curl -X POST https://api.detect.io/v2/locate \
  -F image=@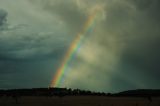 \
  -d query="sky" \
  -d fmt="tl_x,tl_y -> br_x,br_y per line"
0,0 -> 160,93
